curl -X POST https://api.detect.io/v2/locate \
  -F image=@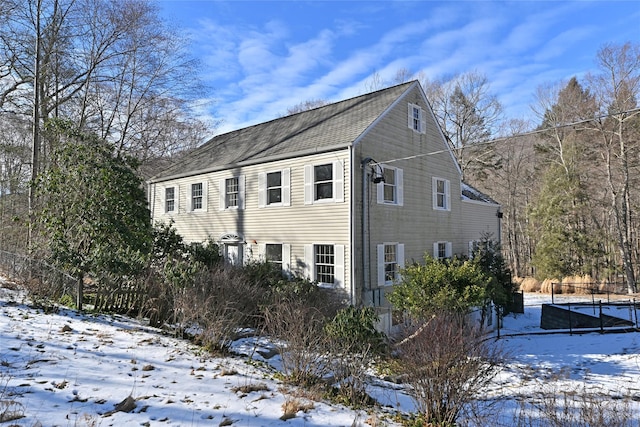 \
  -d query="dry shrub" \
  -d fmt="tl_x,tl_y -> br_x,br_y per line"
174,267 -> 264,353
513,385 -> 635,427
280,397 -> 315,421
263,295 -> 332,386
519,277 -> 541,293
394,312 -> 505,426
